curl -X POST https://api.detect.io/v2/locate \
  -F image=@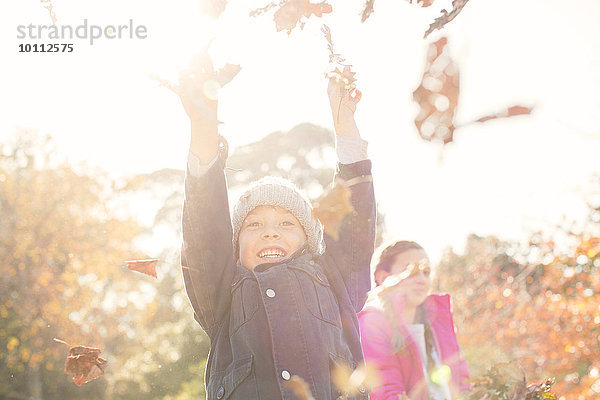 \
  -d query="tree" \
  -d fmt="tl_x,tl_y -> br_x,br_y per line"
434,195 -> 600,399
0,131 -> 141,399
